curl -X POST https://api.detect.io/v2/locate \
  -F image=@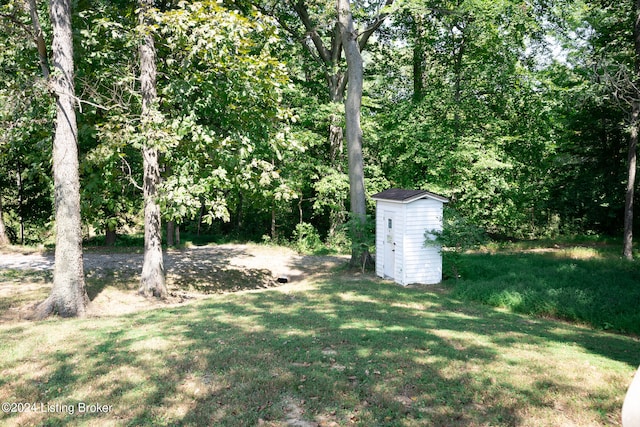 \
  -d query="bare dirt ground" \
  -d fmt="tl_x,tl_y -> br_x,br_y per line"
0,244 -> 349,321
